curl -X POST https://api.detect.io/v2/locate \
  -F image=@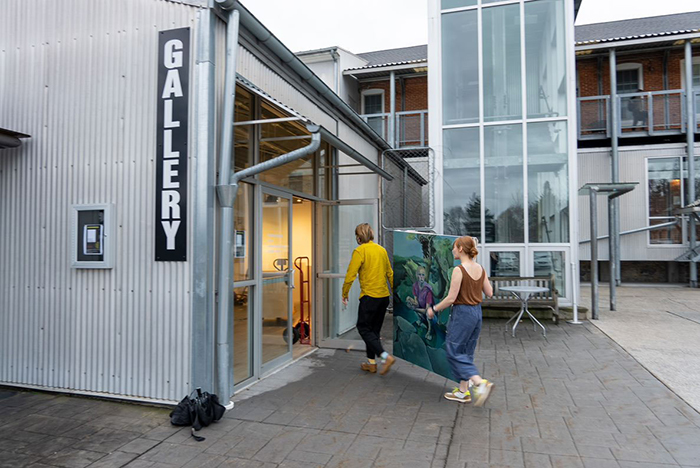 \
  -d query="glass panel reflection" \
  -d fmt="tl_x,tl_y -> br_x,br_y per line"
483,4 -> 522,122
234,183 -> 253,281
259,101 -> 315,195
484,125 -> 524,243
442,10 -> 479,125
233,286 -> 252,384
443,128 -> 481,237
525,0 -> 567,118
528,122 -> 569,243
234,86 -> 254,171
441,0 -> 476,9
262,193 -> 290,365
648,158 -> 681,217
533,251 -> 566,297
490,251 -> 520,277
